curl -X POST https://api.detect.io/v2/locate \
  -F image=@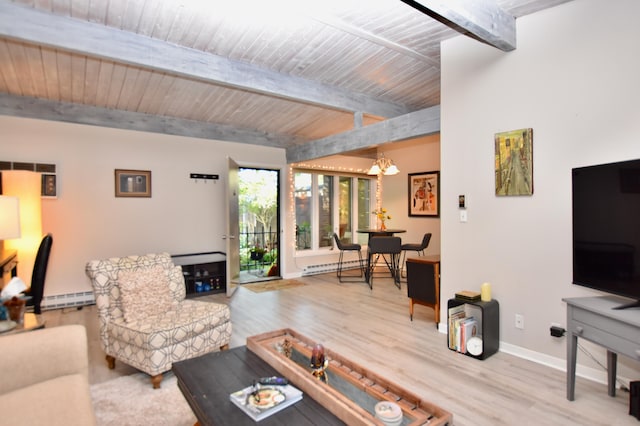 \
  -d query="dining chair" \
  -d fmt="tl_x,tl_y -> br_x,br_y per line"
25,233 -> 53,315
366,236 -> 402,289
400,232 -> 432,278
333,233 -> 364,282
